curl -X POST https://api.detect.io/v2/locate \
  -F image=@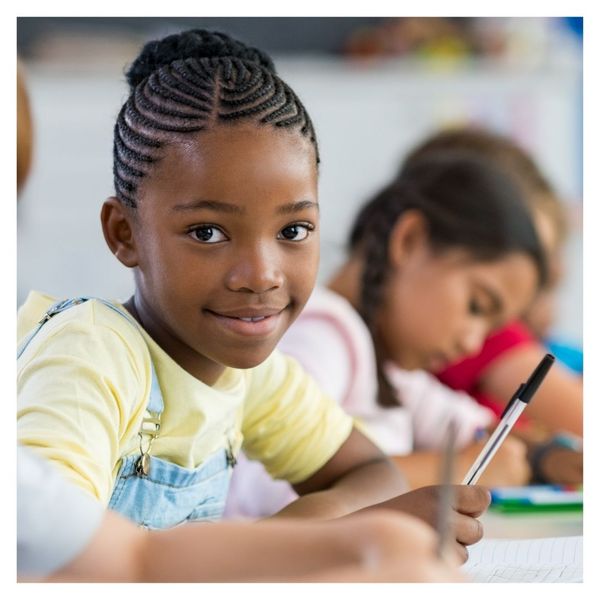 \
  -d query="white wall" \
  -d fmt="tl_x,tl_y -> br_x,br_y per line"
17,56 -> 583,342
